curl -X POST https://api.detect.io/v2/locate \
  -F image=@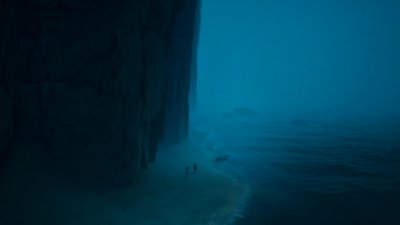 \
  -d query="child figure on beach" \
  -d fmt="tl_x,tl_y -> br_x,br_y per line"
185,166 -> 190,176
193,163 -> 197,174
